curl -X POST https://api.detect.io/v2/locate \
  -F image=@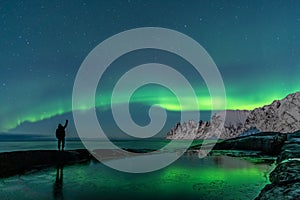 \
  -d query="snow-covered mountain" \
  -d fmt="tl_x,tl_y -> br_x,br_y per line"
166,91 -> 300,139
244,92 -> 300,133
